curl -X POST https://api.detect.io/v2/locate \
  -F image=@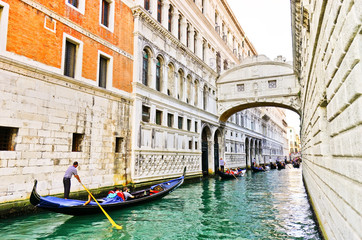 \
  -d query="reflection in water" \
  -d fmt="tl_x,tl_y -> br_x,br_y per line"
0,168 -> 321,239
